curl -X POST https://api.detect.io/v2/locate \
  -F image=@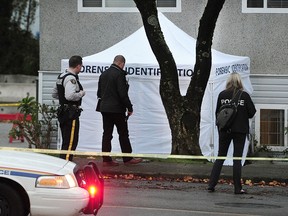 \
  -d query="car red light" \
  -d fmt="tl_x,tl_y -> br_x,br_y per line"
88,185 -> 98,197
76,162 -> 104,215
